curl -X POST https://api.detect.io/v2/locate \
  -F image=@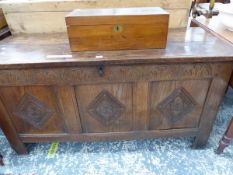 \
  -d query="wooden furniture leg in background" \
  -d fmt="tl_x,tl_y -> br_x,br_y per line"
216,117 -> 233,154
230,73 -> 233,88
0,154 -> 3,166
